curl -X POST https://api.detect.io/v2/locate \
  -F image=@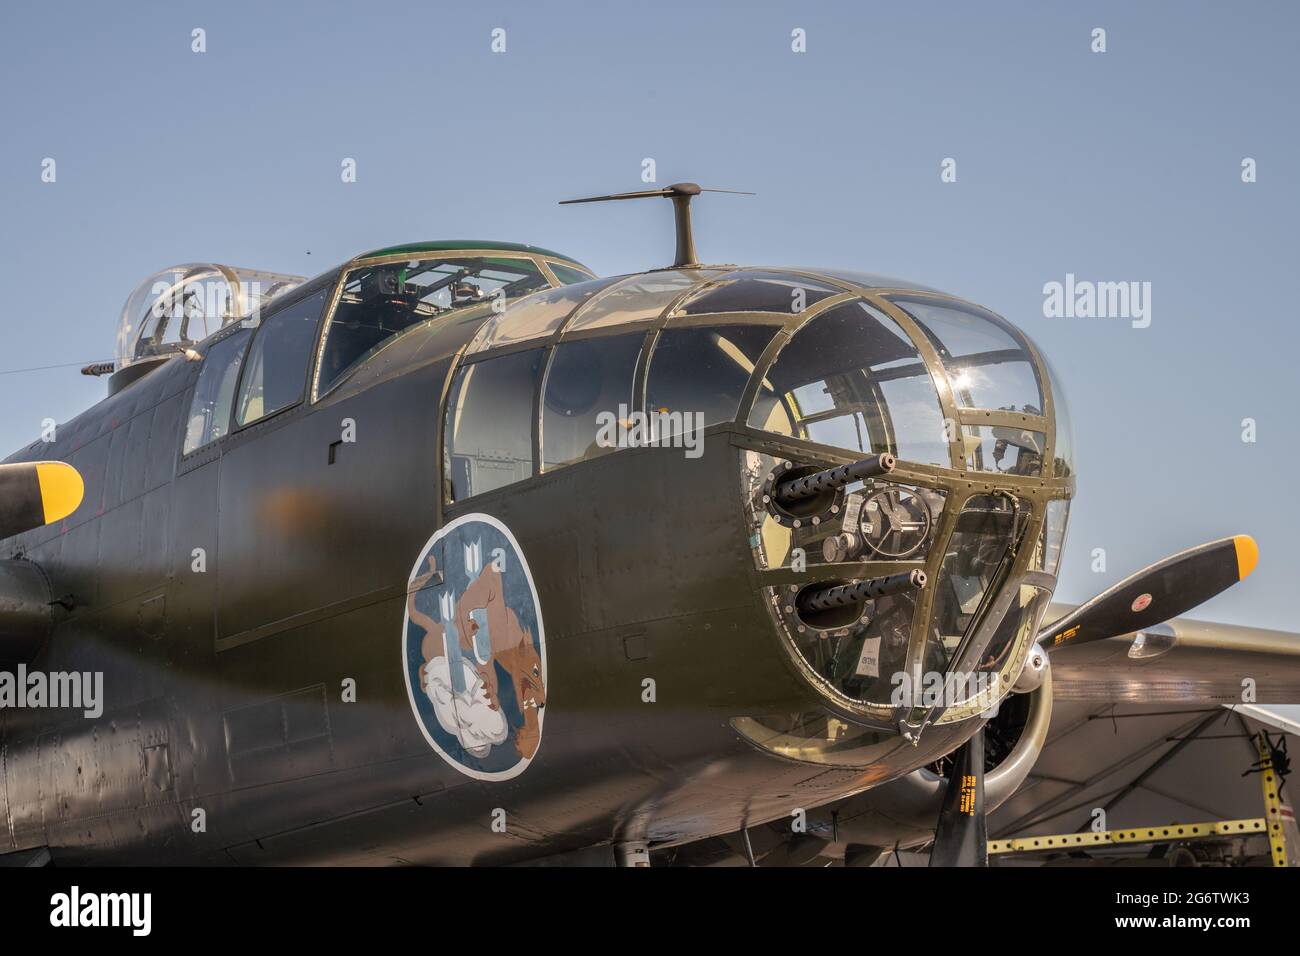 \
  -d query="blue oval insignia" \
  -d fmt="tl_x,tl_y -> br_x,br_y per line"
402,513 -> 547,780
